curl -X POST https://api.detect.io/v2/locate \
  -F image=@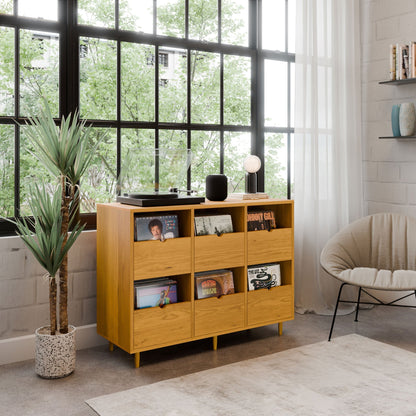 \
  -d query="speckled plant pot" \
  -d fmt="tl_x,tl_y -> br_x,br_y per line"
399,102 -> 416,136
35,325 -> 76,379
